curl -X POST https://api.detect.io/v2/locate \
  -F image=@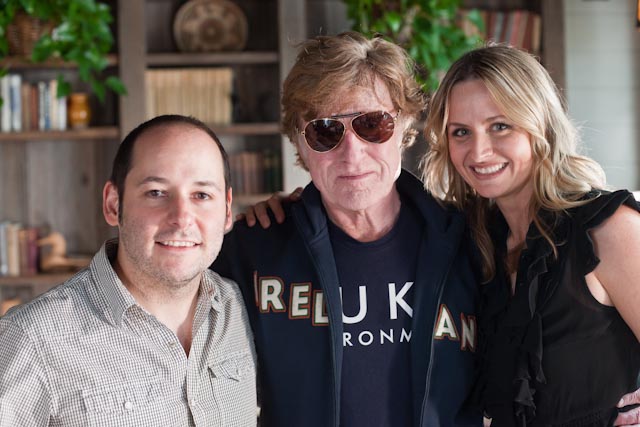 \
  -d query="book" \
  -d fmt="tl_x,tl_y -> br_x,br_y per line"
21,81 -> 31,131
145,68 -> 233,124
502,11 -> 515,45
0,75 -> 11,132
0,222 -> 8,276
49,79 -> 59,131
58,93 -> 68,130
507,11 -> 523,47
9,74 -> 22,132
530,13 -> 542,54
15,227 -> 38,276
29,84 -> 38,131
5,223 -> 20,277
37,81 -> 47,131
